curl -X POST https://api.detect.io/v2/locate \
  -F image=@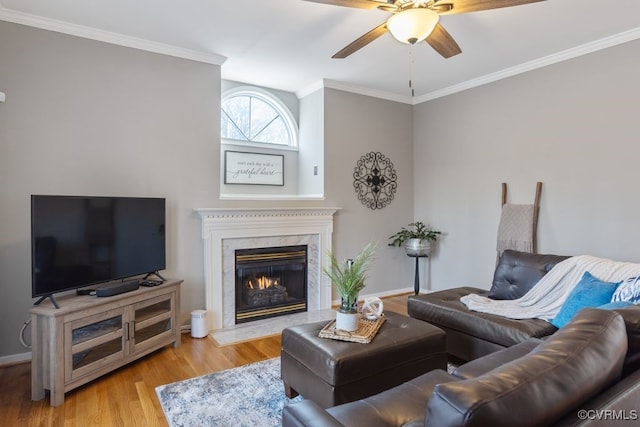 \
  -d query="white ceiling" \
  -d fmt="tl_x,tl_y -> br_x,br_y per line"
1,0 -> 640,103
